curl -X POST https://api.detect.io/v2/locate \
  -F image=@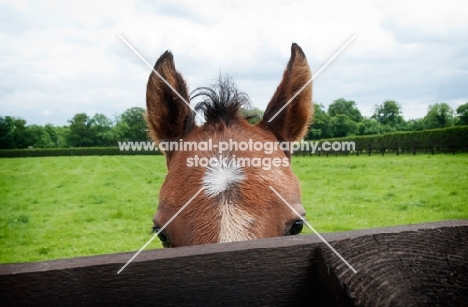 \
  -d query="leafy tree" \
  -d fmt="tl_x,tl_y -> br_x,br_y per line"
328,98 -> 363,122
423,103 -> 454,129
0,116 -> 32,148
28,125 -> 55,148
113,120 -> 130,142
14,118 -> 33,148
118,107 -> 147,141
44,124 -> 69,147
405,118 -> 425,131
307,103 -> 333,139
373,100 -> 404,127
68,113 -> 94,147
90,113 -> 115,146
357,118 -> 381,135
240,107 -> 264,124
455,102 -> 468,126
0,116 -> 14,148
58,126 -> 70,147
330,114 -> 357,137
